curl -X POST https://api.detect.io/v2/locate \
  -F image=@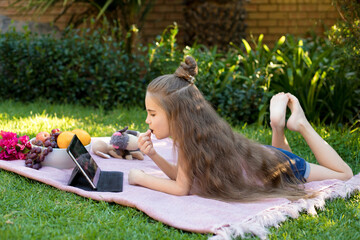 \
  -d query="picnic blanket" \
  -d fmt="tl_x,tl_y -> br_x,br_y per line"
0,137 -> 359,240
